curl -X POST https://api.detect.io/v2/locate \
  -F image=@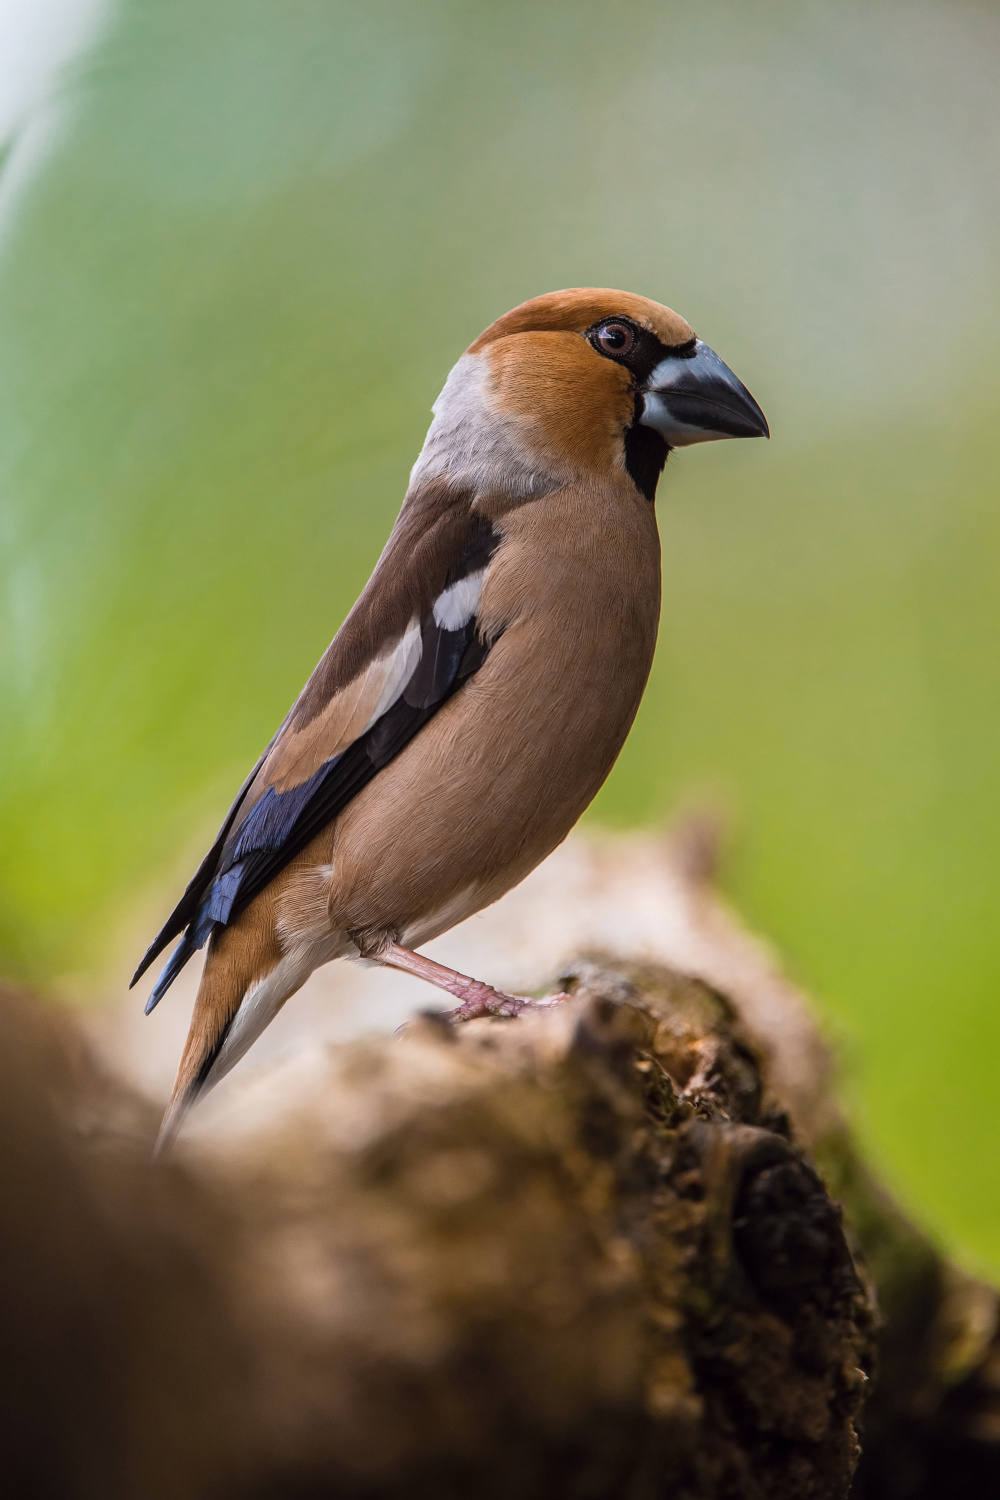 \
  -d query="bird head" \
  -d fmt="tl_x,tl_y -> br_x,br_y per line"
411,288 -> 768,505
